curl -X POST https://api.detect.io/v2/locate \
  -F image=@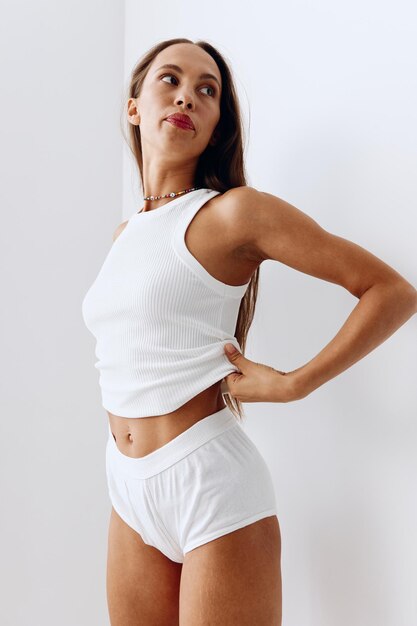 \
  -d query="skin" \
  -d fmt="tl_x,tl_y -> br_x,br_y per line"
107,42 -> 417,625
218,186 -> 417,404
